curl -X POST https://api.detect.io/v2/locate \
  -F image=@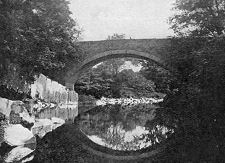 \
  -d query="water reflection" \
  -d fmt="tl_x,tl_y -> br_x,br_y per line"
78,102 -> 171,151
75,57 -> 173,151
